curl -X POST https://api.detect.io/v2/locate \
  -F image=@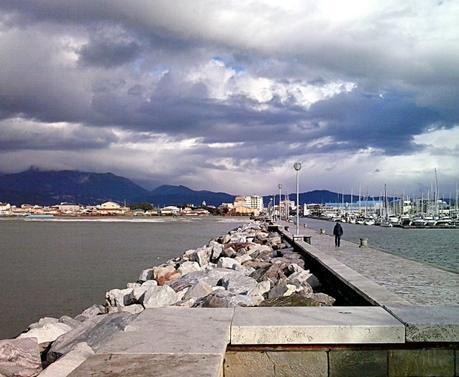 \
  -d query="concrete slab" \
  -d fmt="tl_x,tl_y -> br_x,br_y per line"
385,305 -> 459,342
98,307 -> 233,355
231,307 -> 405,345
68,354 -> 223,377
